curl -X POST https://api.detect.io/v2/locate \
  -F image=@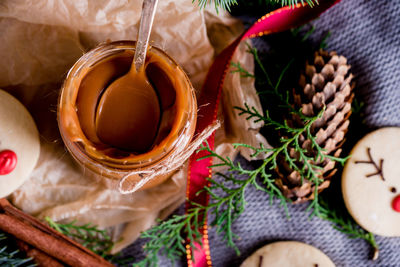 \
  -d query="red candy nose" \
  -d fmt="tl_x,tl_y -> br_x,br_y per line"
392,195 -> 400,212
0,150 -> 17,175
